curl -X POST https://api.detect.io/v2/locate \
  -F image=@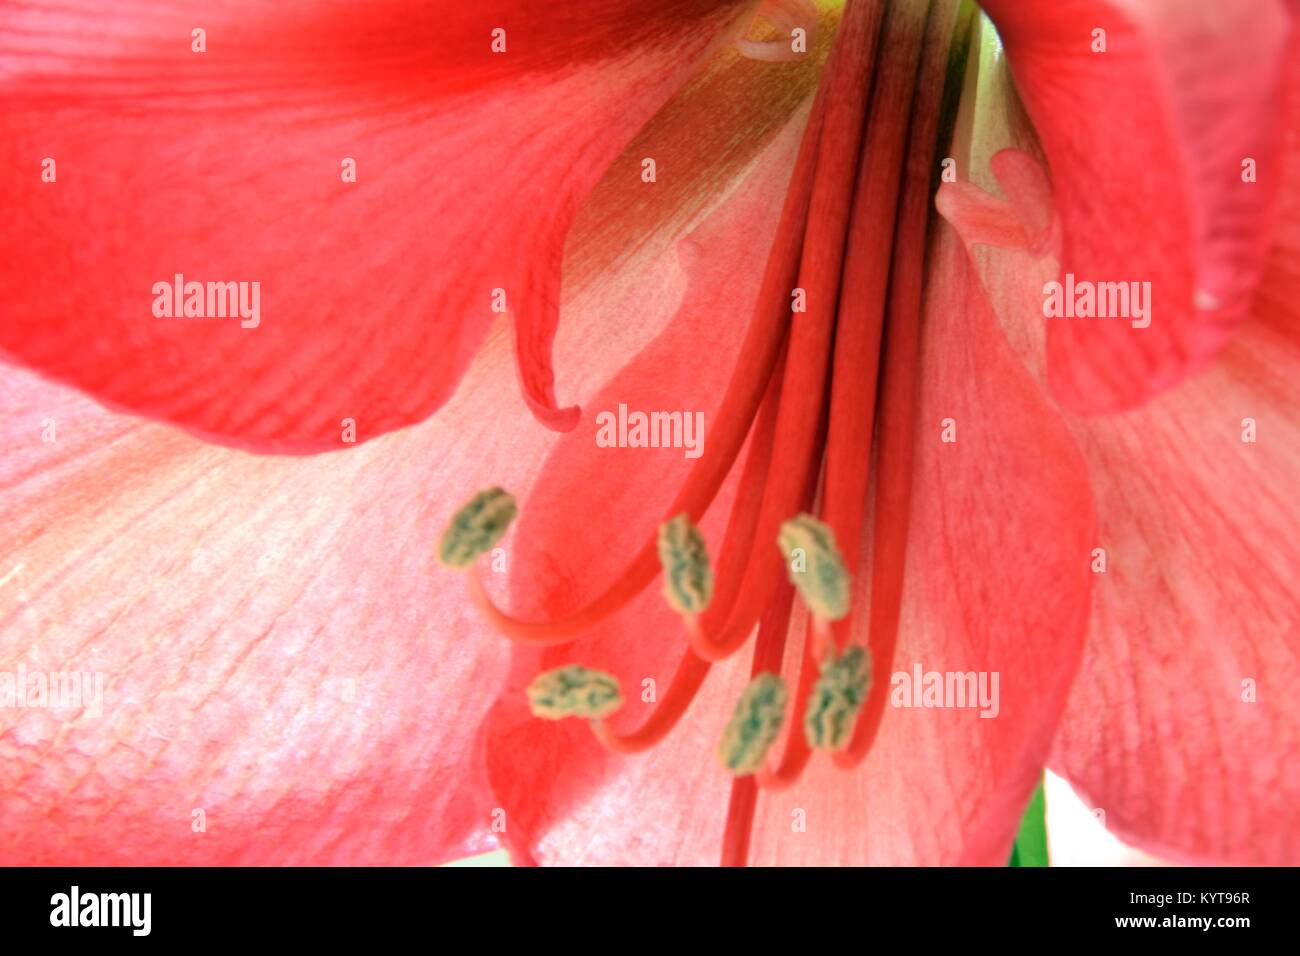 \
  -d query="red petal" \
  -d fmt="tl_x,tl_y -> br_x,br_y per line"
1047,133 -> 1300,864
947,41 -> 1300,864
980,0 -> 1294,413
0,351 -> 543,863
0,0 -> 747,451
0,15 -> 830,864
